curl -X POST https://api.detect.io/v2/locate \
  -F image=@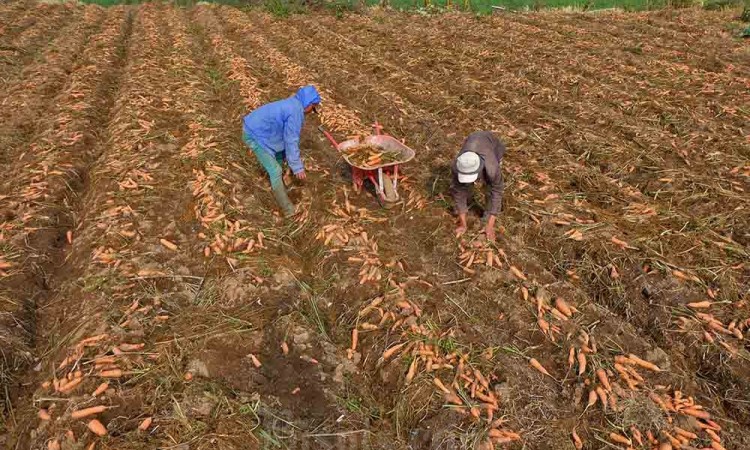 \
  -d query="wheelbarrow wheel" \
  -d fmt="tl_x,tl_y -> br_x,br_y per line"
382,174 -> 399,203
